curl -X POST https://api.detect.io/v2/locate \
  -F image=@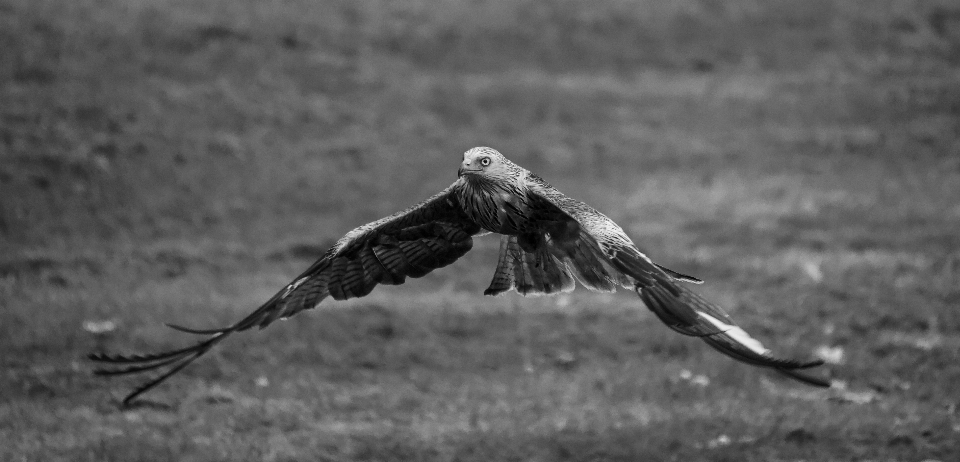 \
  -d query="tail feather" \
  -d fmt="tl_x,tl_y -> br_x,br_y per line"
484,235 -> 577,296
517,242 -> 574,295
484,235 -> 518,296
